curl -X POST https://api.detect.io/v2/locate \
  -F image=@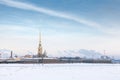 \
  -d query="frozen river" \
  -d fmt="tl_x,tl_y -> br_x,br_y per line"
0,63 -> 120,80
